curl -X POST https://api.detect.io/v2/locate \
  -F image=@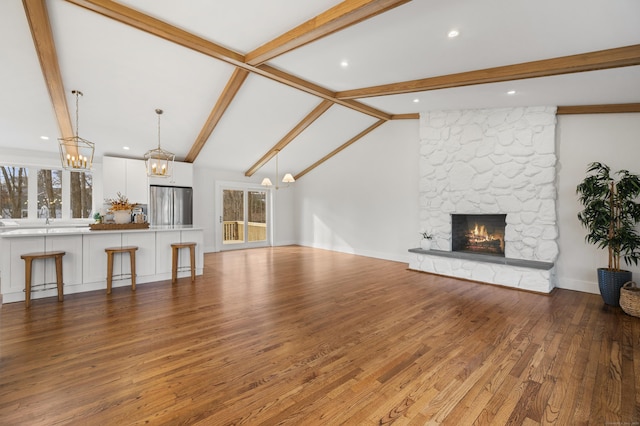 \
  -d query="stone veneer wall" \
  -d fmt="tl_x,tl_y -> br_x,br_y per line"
410,106 -> 559,293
